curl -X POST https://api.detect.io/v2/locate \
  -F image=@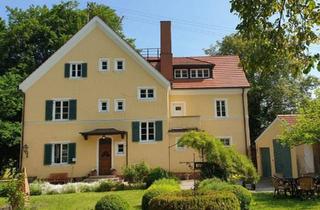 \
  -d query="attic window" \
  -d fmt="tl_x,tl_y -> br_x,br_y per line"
190,69 -> 210,79
174,69 -> 188,79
